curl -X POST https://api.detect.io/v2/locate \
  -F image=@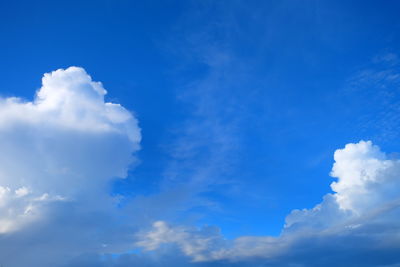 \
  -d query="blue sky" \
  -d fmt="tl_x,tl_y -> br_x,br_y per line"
1,1 -> 400,266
